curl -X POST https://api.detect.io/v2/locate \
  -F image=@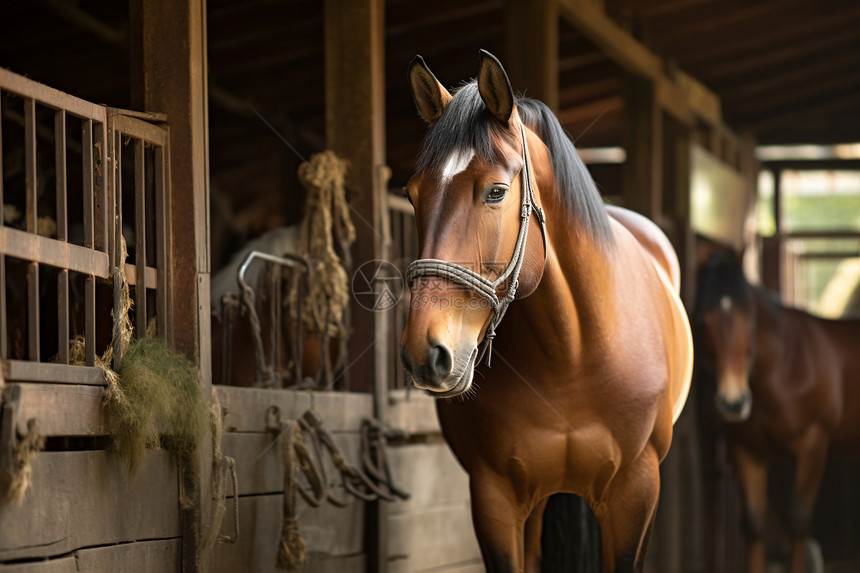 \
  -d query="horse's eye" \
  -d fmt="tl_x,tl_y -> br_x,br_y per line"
485,186 -> 508,204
